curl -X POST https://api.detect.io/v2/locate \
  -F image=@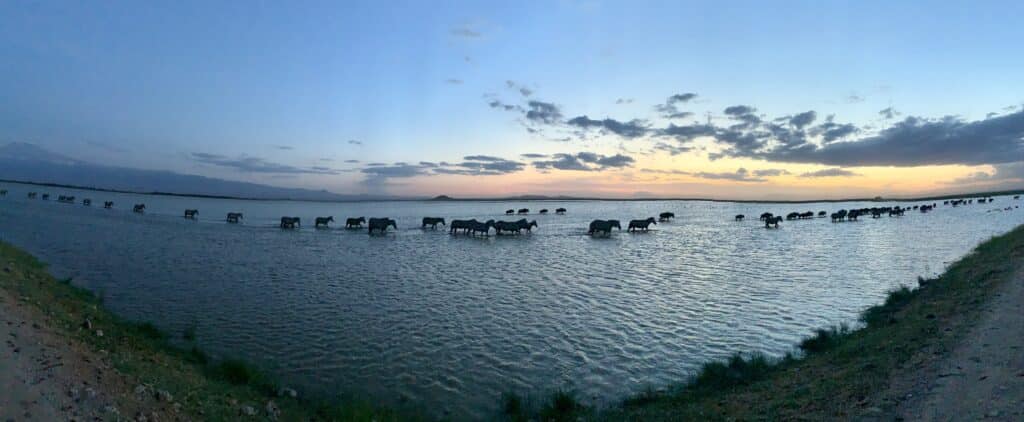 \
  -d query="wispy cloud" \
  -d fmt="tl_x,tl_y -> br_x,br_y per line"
798,168 -> 861,178
191,153 -> 339,175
